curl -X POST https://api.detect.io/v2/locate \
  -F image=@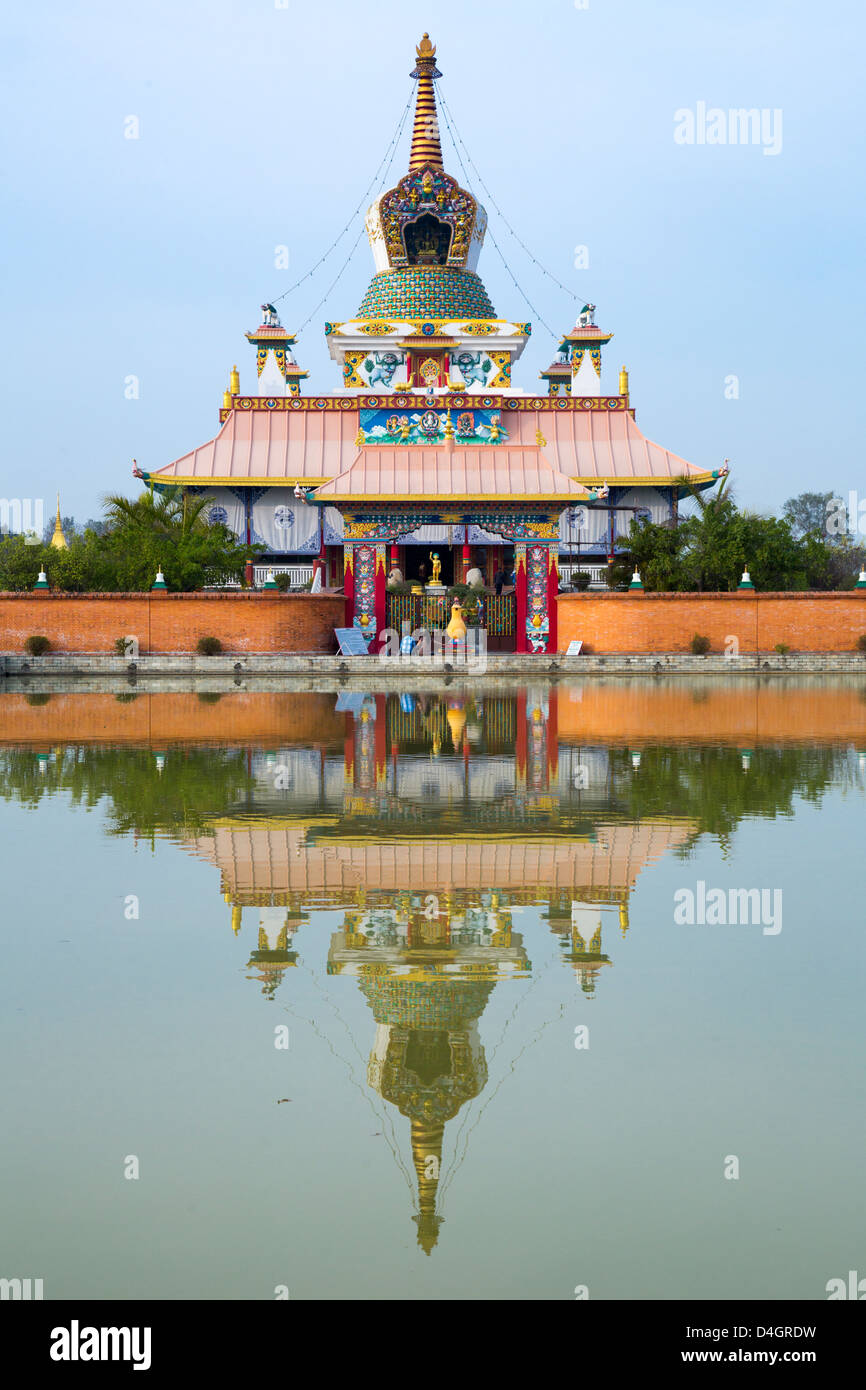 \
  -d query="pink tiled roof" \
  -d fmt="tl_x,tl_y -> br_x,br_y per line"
513,409 -> 710,482
314,445 -> 589,500
152,408 -> 360,482
247,324 -> 294,337
151,400 -> 711,487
